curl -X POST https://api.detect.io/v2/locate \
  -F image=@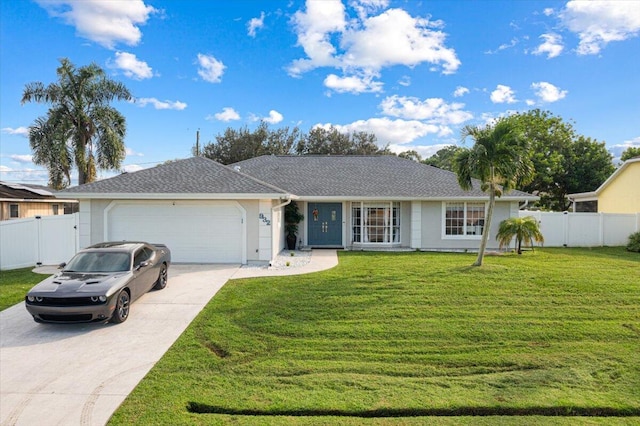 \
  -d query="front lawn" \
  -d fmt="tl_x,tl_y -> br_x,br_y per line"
110,248 -> 640,425
0,267 -> 46,311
